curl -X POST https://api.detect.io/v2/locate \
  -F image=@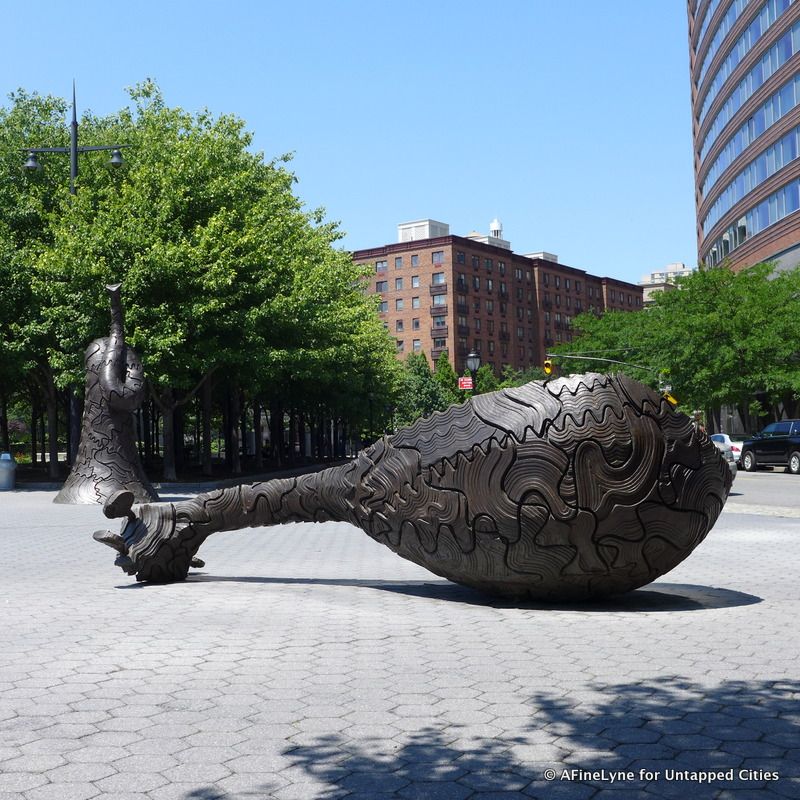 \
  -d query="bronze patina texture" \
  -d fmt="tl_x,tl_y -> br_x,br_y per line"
94,373 -> 730,600
56,284 -> 157,505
